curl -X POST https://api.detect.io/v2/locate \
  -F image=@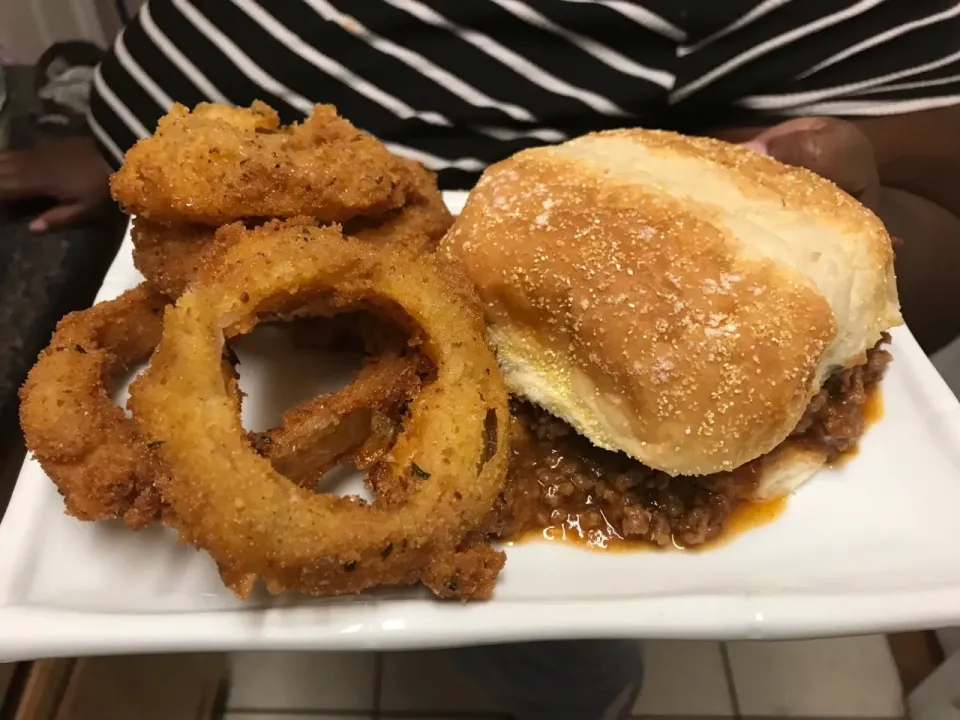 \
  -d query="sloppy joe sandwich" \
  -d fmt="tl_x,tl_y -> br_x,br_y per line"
443,129 -> 902,503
